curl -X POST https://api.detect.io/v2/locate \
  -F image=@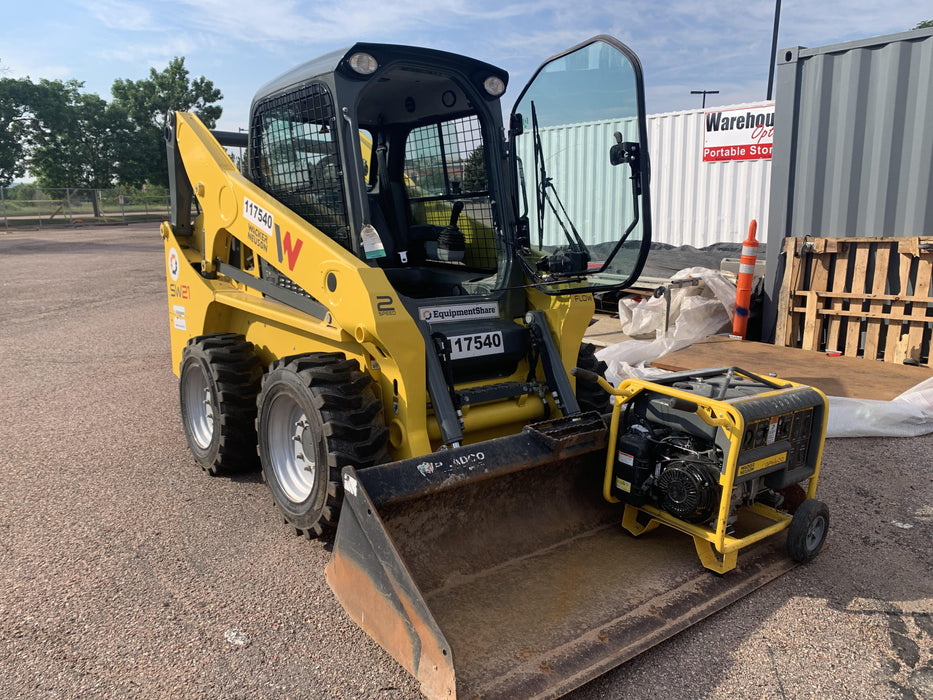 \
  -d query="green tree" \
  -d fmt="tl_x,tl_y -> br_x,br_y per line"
915,20 -> 933,29
462,146 -> 487,192
111,57 -> 222,186
0,77 -> 38,186
27,79 -> 135,215
1,77 -> 131,193
30,83 -> 130,184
